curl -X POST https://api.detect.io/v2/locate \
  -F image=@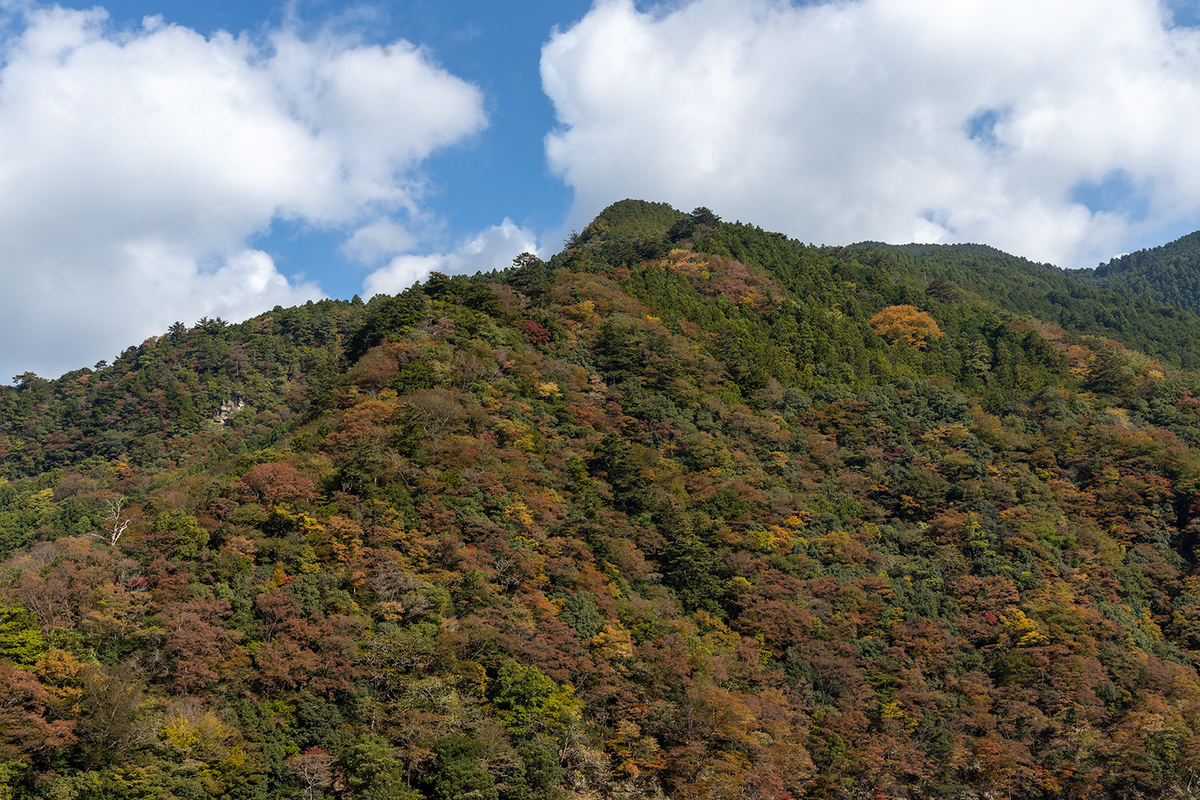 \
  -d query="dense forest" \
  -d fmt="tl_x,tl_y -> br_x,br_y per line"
1072,229 -> 1200,321
7,199 -> 1200,798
